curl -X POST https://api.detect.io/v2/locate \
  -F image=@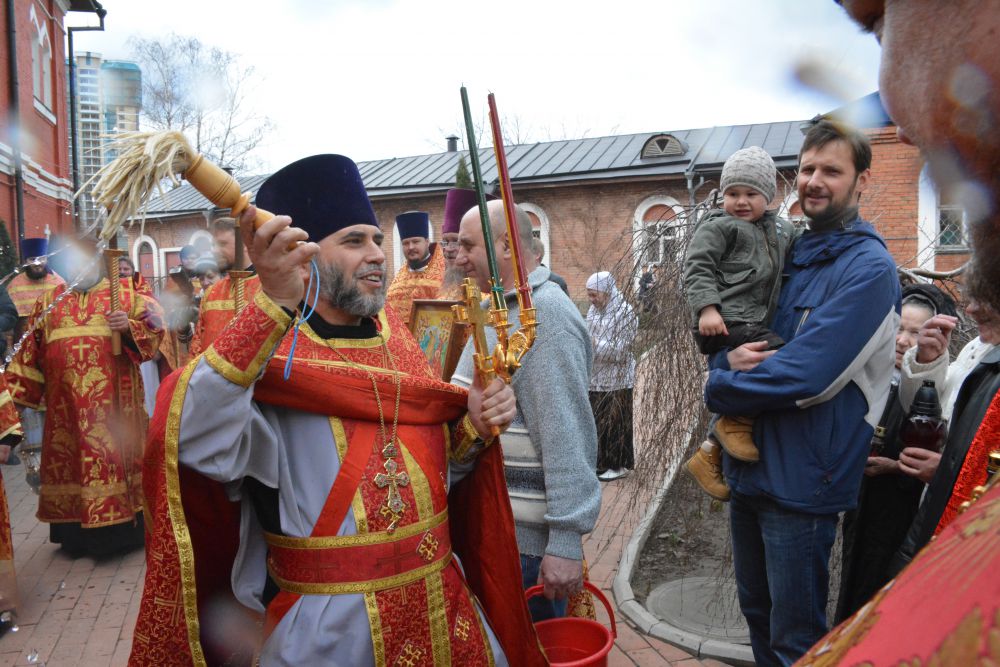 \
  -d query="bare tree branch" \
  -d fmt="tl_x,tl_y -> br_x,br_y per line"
128,33 -> 273,176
